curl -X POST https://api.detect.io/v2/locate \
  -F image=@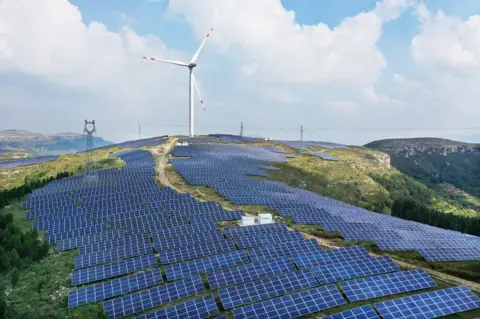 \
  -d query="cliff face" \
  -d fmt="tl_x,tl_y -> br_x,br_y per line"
382,145 -> 480,158
364,138 -> 480,158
